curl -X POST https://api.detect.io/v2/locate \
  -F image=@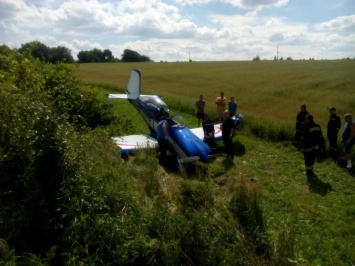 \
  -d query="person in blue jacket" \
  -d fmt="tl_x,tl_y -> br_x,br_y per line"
228,96 -> 238,117
342,113 -> 355,169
